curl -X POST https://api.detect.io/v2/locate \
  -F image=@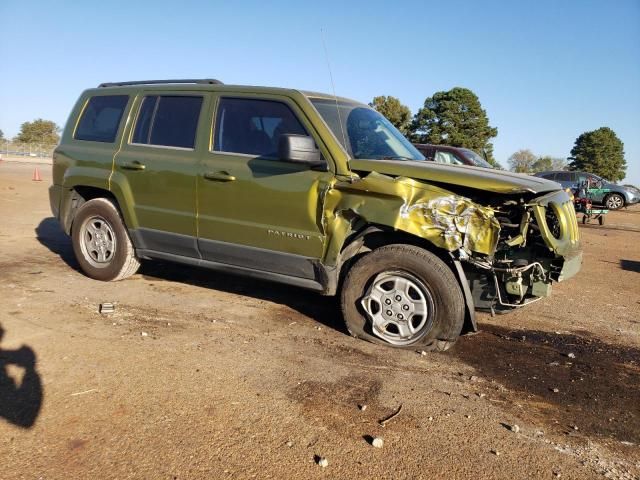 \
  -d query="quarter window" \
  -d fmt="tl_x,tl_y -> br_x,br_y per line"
132,95 -> 203,149
74,95 -> 129,143
214,98 -> 307,157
